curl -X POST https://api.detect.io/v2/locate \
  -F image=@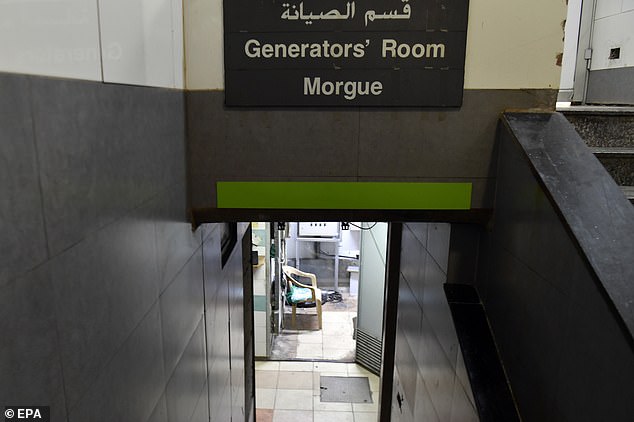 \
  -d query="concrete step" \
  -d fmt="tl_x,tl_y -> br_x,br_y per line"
589,147 -> 634,158
560,107 -> 634,148
621,186 -> 634,205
